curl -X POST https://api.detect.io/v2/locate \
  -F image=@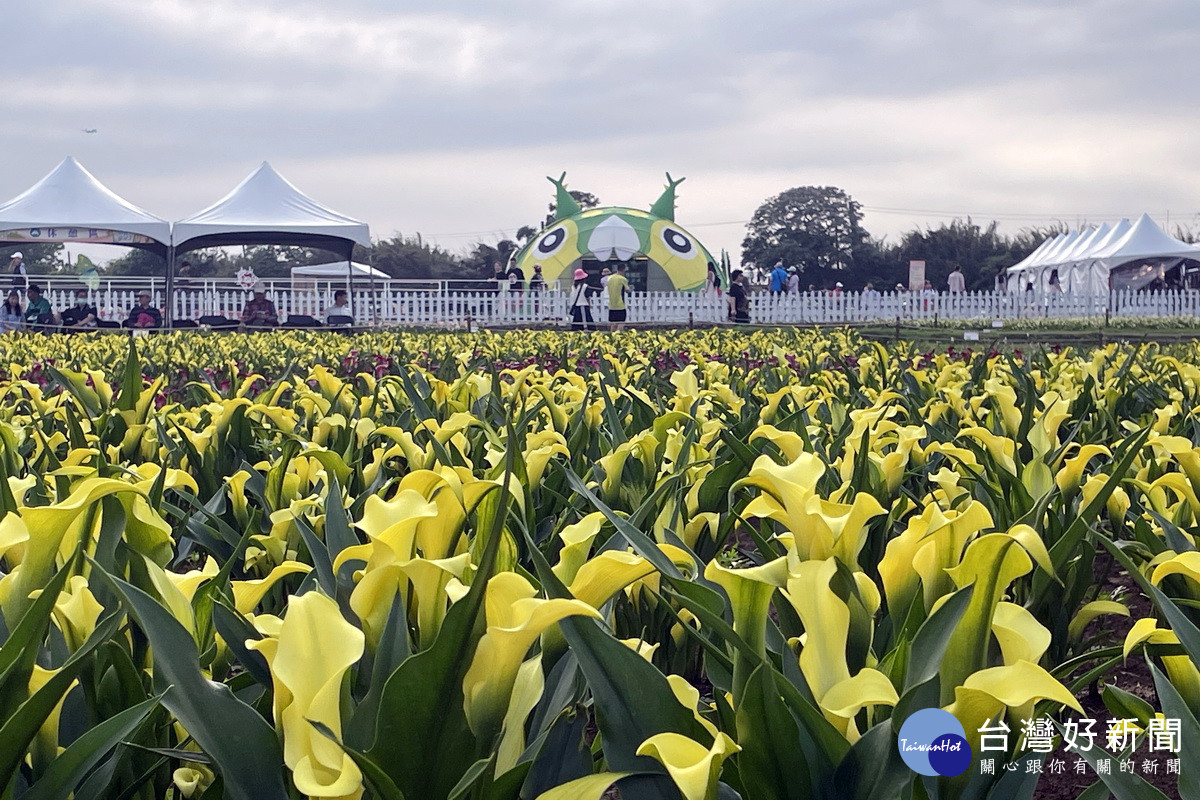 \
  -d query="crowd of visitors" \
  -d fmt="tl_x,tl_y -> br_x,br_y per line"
0,281 -> 356,334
